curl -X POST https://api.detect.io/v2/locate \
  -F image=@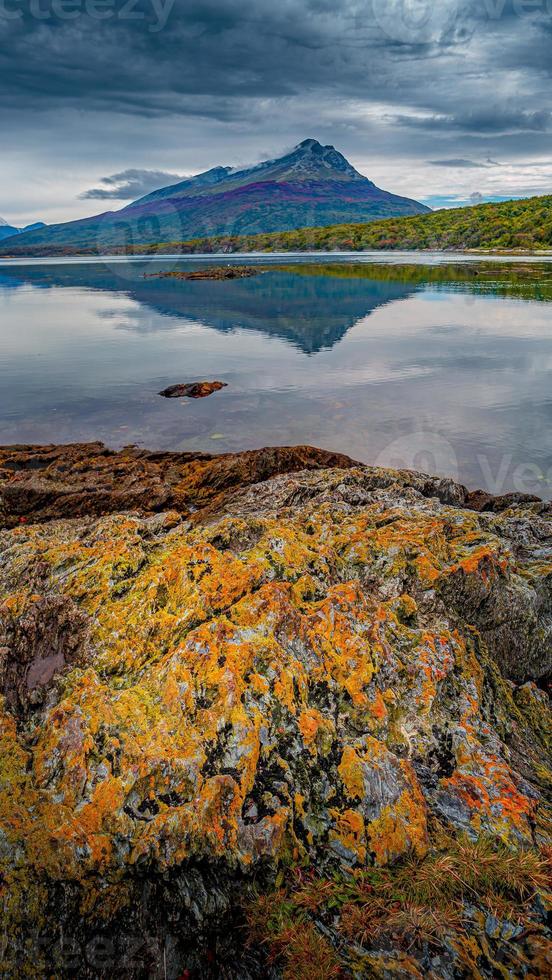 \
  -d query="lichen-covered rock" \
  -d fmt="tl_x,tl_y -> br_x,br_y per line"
0,452 -> 550,977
